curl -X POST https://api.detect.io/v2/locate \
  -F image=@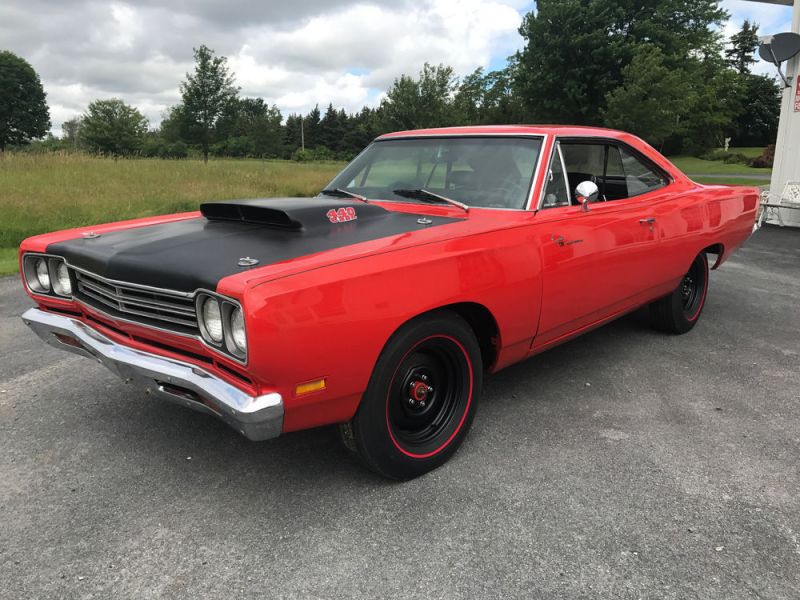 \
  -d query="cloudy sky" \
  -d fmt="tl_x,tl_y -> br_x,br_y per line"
1,0 -> 794,133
